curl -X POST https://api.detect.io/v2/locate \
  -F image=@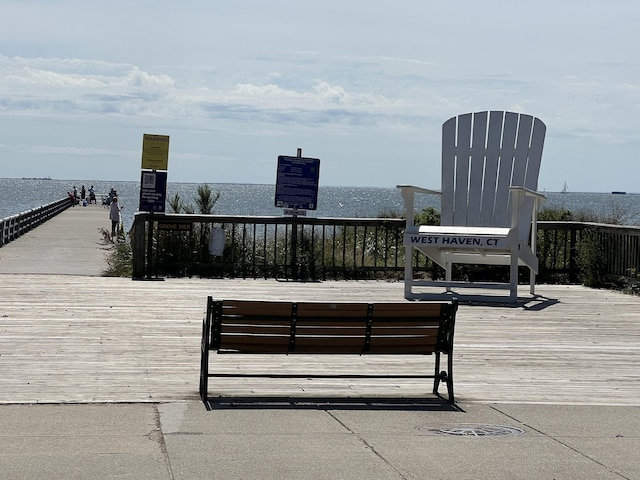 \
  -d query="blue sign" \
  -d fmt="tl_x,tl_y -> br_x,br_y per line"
274,156 -> 320,210
139,170 -> 167,212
